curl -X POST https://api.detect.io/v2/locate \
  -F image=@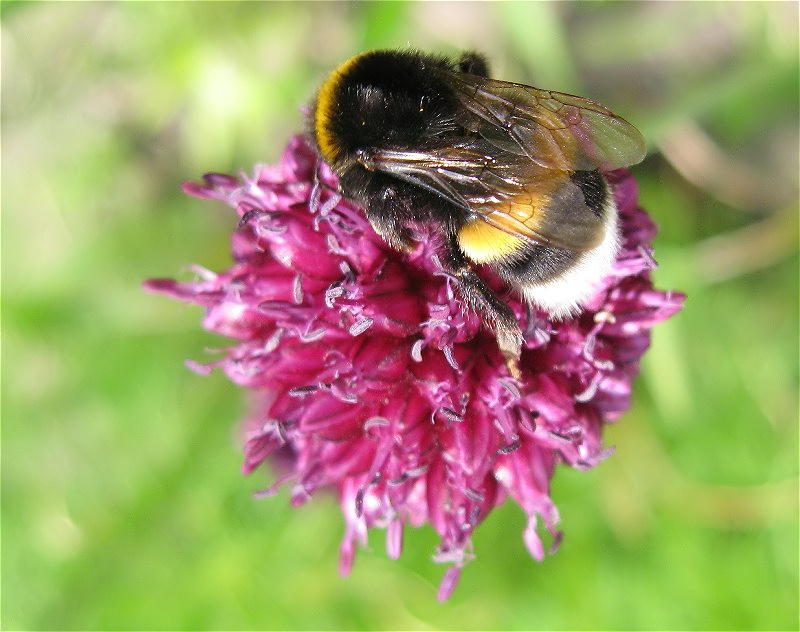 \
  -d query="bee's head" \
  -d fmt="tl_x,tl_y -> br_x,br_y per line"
312,50 -> 453,175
